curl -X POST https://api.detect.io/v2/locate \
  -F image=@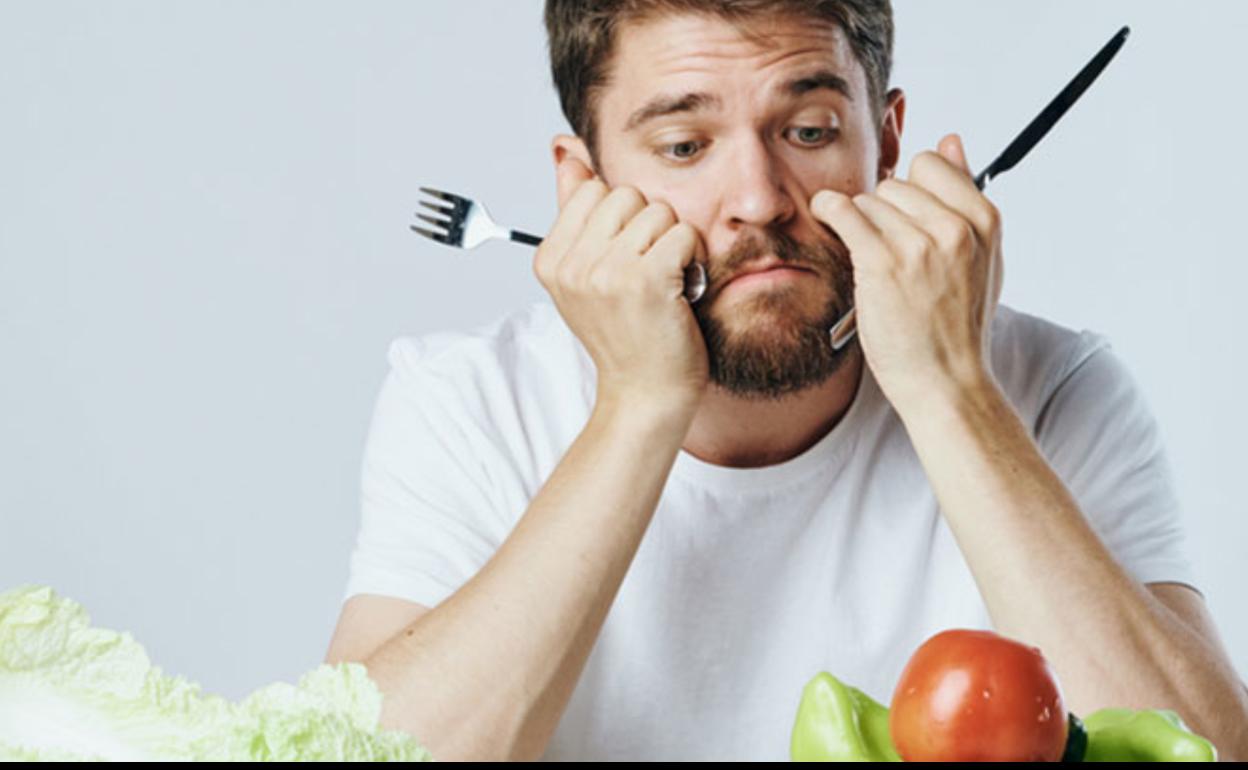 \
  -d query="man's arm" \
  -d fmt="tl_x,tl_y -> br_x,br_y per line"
330,153 -> 709,761
809,135 -> 1247,760
349,395 -> 692,762
325,594 -> 431,666
898,377 -> 1248,761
